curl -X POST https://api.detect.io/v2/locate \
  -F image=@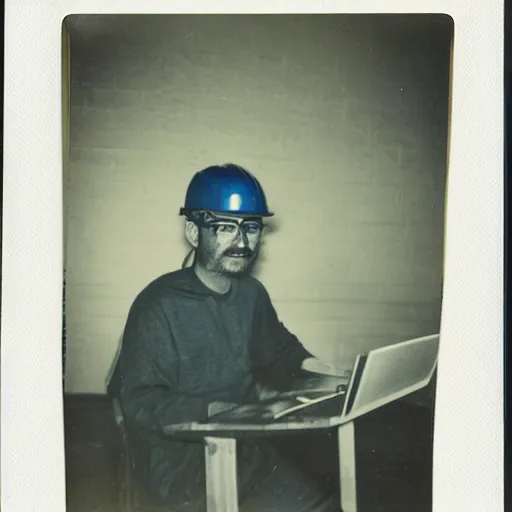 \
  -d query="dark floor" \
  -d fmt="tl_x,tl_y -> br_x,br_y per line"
64,392 -> 434,512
